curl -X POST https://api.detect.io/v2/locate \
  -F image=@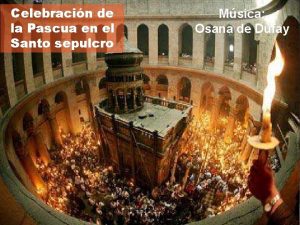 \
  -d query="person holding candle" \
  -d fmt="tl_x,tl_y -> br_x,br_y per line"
248,158 -> 299,225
